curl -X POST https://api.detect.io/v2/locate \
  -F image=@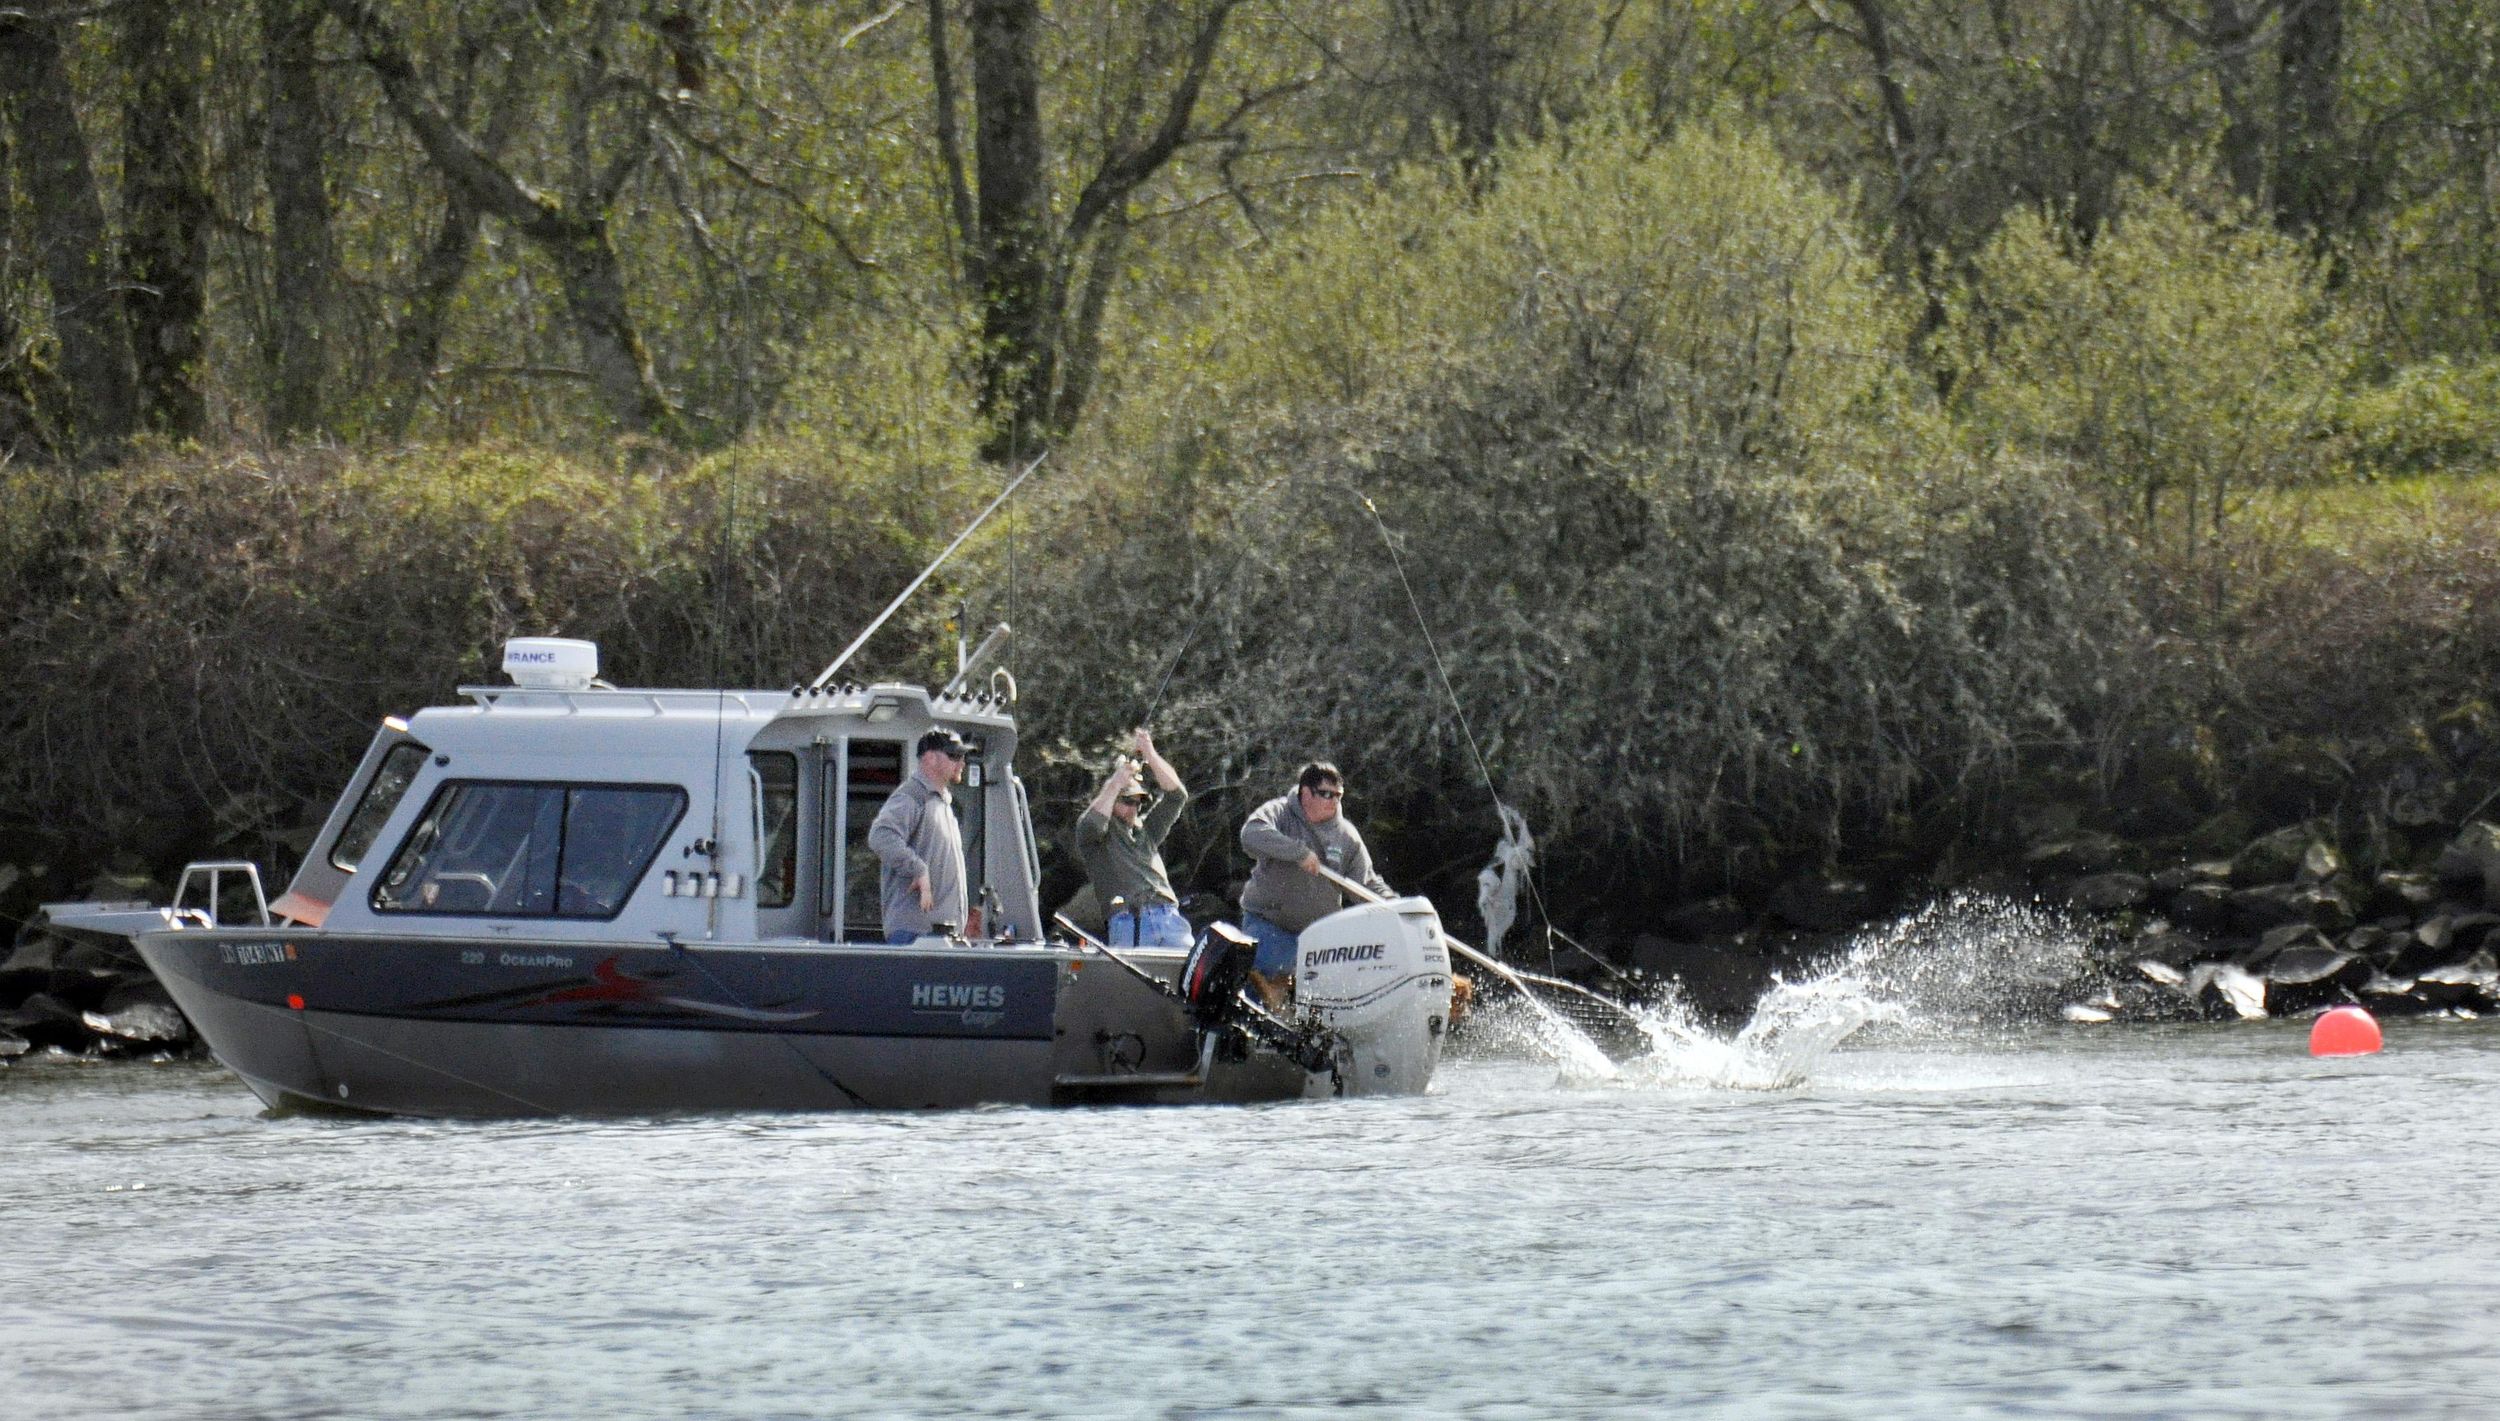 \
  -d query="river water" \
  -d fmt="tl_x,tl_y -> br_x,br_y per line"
7,901 -> 2500,1419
